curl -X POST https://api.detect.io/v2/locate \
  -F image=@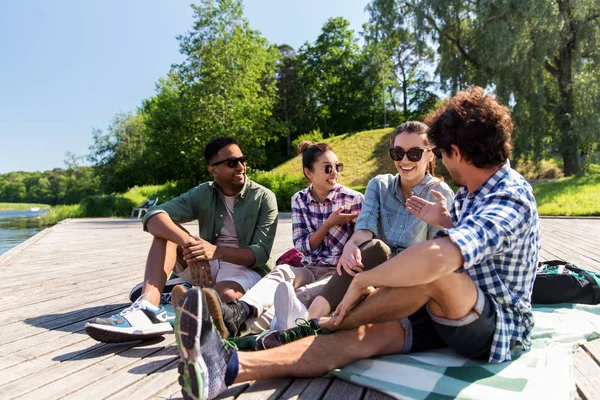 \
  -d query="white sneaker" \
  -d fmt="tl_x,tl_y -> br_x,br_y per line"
273,281 -> 308,330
